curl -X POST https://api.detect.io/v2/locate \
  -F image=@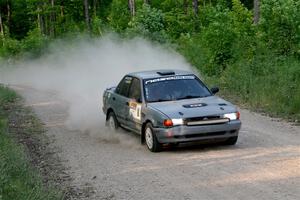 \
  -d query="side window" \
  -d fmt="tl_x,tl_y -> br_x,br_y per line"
128,78 -> 142,102
116,76 -> 132,97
